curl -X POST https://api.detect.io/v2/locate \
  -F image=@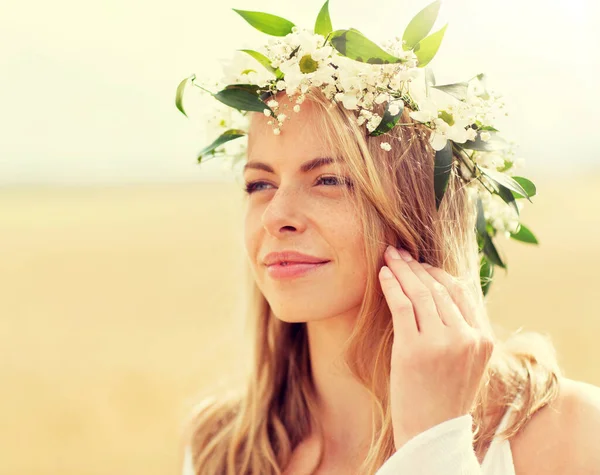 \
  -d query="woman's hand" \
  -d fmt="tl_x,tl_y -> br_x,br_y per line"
379,245 -> 494,451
